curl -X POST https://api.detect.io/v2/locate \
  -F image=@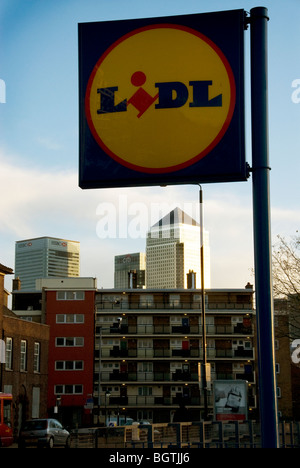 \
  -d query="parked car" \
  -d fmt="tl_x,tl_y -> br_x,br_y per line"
18,419 -> 70,448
